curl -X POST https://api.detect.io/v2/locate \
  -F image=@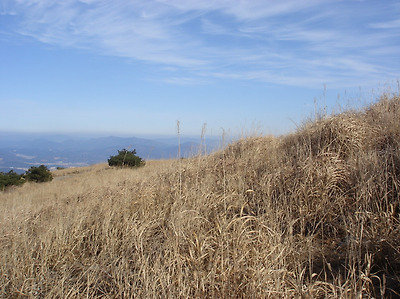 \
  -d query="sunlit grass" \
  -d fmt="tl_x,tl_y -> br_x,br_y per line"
1,94 -> 400,298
